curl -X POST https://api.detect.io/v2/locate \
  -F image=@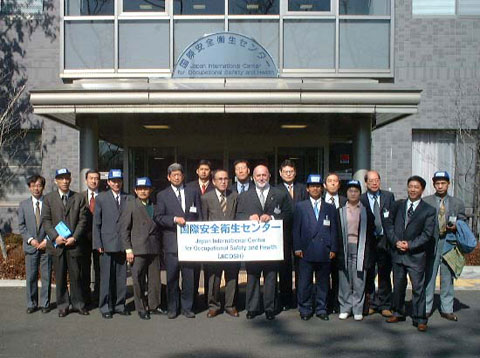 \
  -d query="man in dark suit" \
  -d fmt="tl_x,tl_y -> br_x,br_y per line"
81,169 -> 100,307
236,164 -> 291,320
424,170 -> 466,321
384,175 -> 436,332
276,159 -> 308,310
229,159 -> 254,194
18,175 -> 52,314
323,172 -> 347,314
121,177 -> 162,320
201,169 -> 239,318
93,169 -> 131,319
155,163 -> 202,319
360,170 -> 395,317
42,168 -> 88,317
293,174 -> 338,321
